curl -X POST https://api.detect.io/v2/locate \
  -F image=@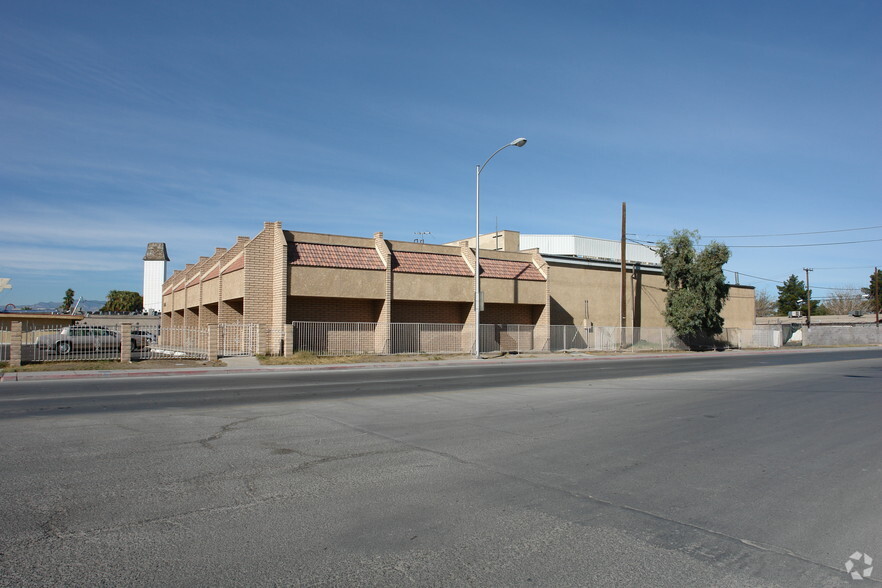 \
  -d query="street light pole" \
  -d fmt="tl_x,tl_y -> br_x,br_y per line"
474,138 -> 527,359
